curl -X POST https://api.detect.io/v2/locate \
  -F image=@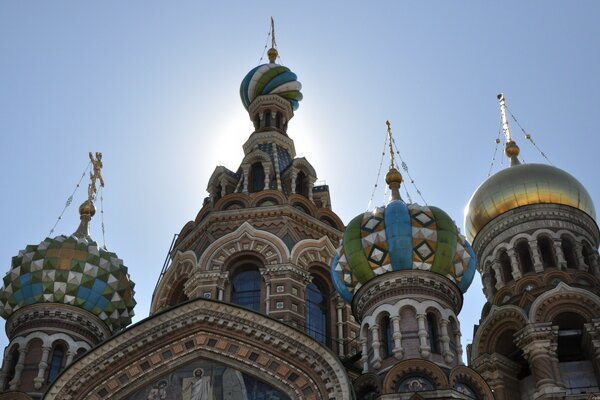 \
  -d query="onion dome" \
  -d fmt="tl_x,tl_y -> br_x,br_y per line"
331,169 -> 476,303
464,94 -> 596,242
240,62 -> 303,111
0,200 -> 136,332
464,163 -> 596,242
